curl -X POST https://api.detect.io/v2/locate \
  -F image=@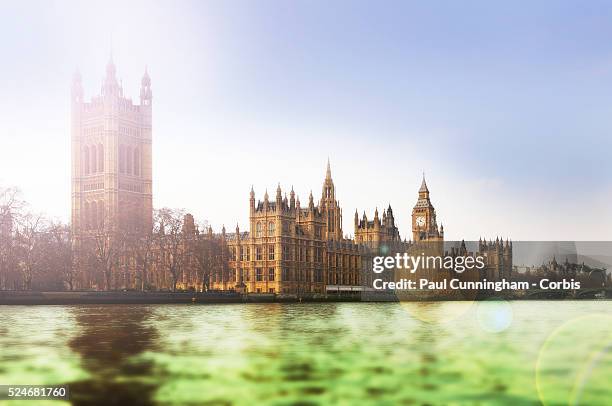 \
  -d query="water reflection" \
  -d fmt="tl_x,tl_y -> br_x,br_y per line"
67,305 -> 158,406
1,302 -> 611,405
